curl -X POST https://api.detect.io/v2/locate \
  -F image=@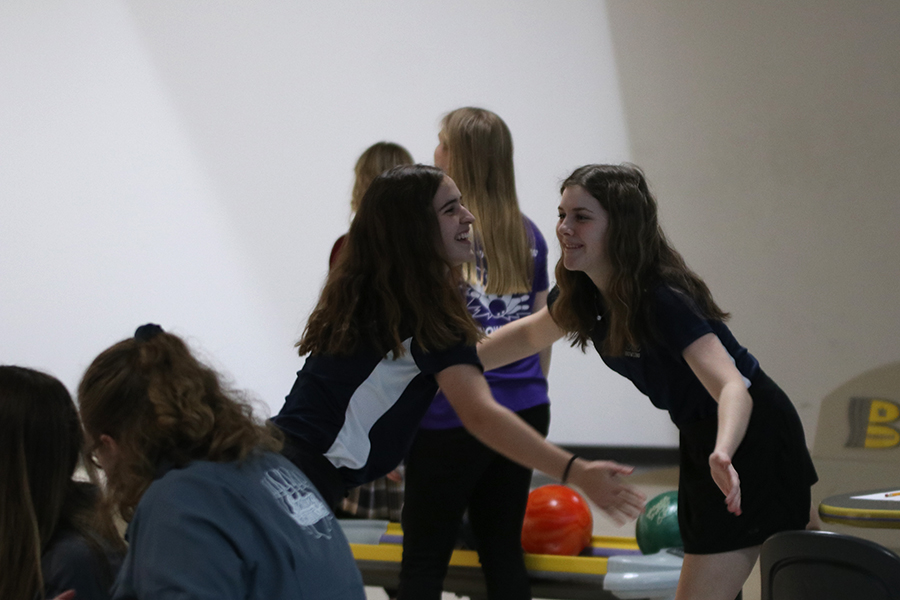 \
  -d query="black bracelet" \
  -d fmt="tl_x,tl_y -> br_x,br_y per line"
561,454 -> 579,484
